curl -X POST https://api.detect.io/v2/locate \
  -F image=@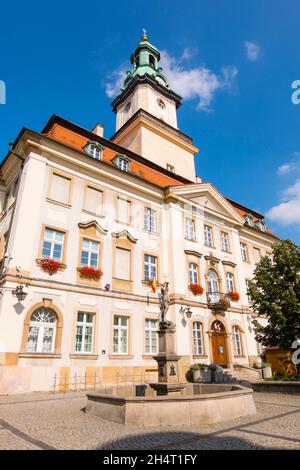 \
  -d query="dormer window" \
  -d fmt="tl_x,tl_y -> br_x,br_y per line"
245,213 -> 254,227
84,141 -> 103,161
114,155 -> 130,173
255,220 -> 266,232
